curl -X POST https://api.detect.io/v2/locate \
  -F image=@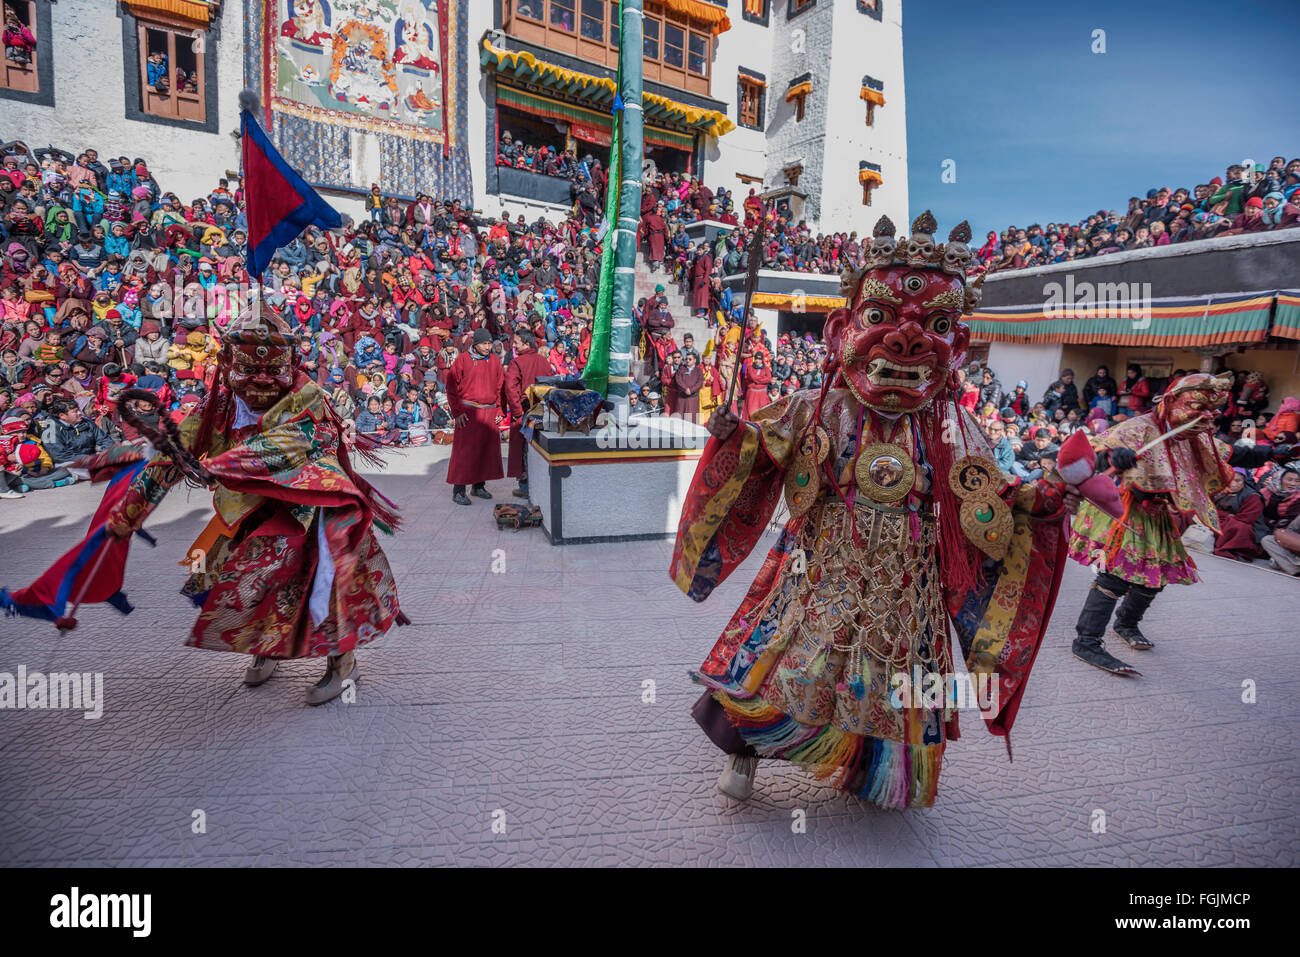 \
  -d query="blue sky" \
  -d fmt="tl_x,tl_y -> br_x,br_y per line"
903,0 -> 1296,242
